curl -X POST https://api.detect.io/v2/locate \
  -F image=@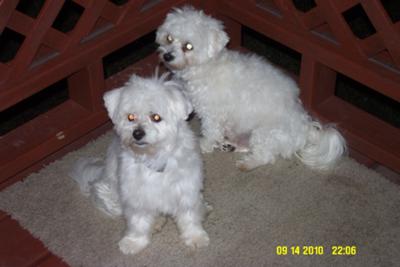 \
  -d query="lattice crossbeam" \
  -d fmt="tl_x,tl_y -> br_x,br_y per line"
0,0 -> 399,186
362,0 -> 400,66
316,0 -> 365,58
12,1 -> 65,77
1,0 -> 199,185
65,0 -> 109,50
0,0 -> 19,32
217,0 -> 400,173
